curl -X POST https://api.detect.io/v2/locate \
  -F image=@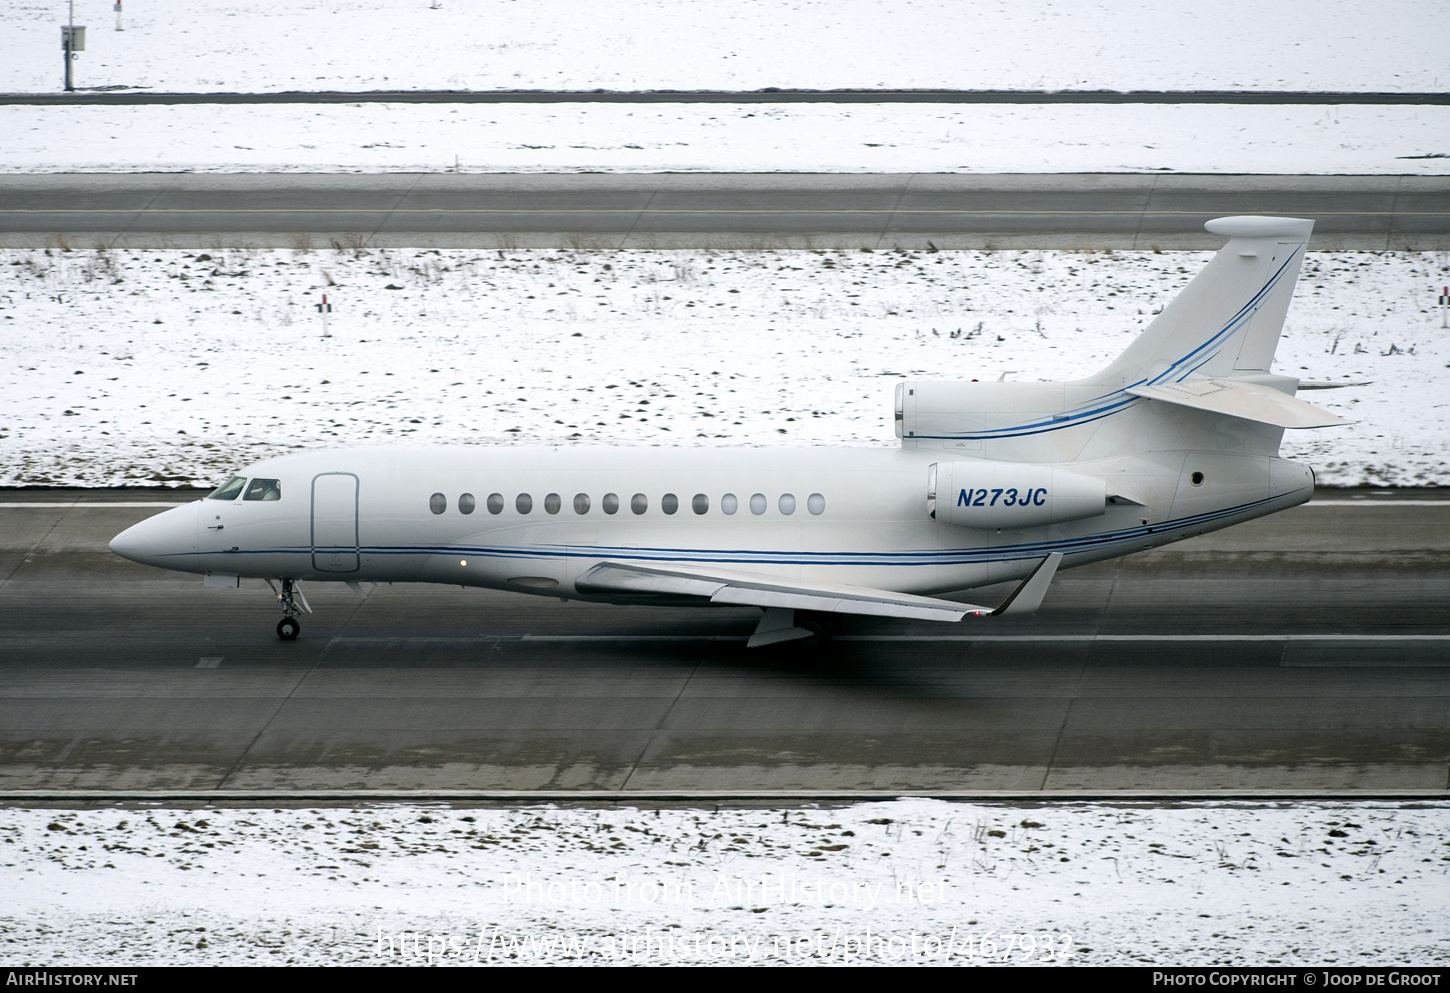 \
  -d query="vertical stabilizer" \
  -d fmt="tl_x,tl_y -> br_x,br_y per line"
1095,216 -> 1314,390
